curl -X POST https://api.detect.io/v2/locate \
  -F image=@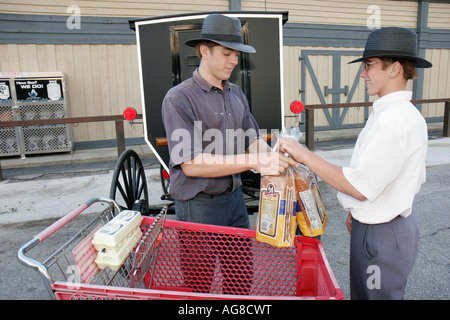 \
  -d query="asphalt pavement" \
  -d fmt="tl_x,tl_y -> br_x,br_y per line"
0,131 -> 449,300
